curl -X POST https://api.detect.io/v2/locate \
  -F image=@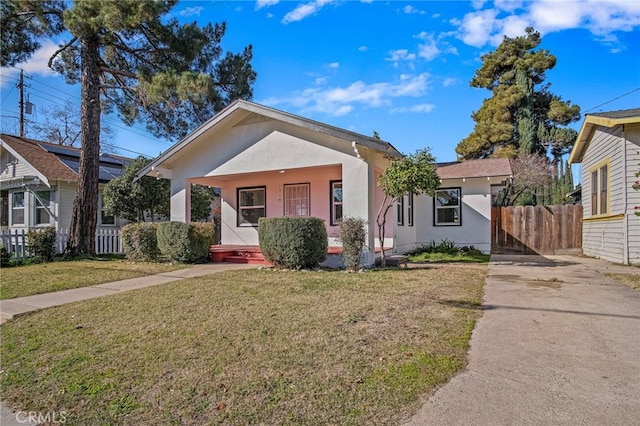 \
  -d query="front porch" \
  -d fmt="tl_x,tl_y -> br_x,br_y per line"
209,244 -> 344,265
